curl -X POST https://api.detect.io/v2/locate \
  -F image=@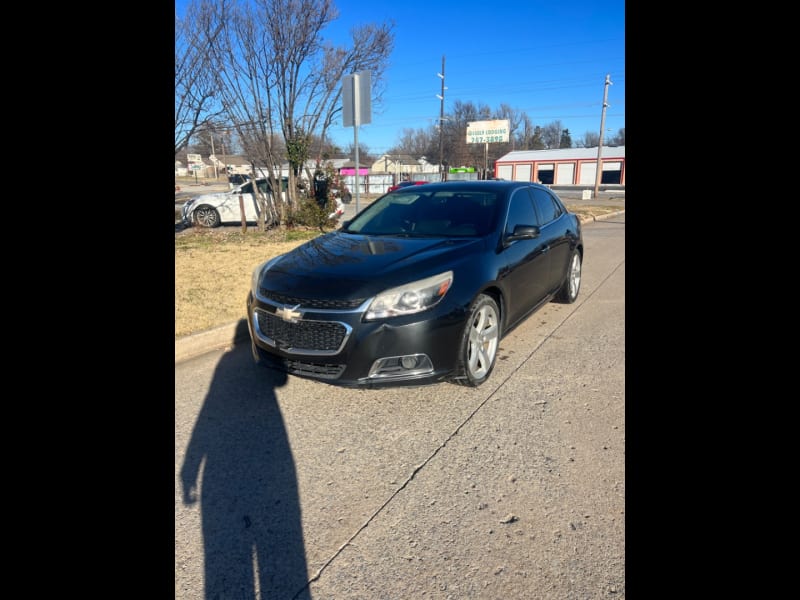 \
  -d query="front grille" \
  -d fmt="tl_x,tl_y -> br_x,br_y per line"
260,288 -> 366,310
255,309 -> 347,353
